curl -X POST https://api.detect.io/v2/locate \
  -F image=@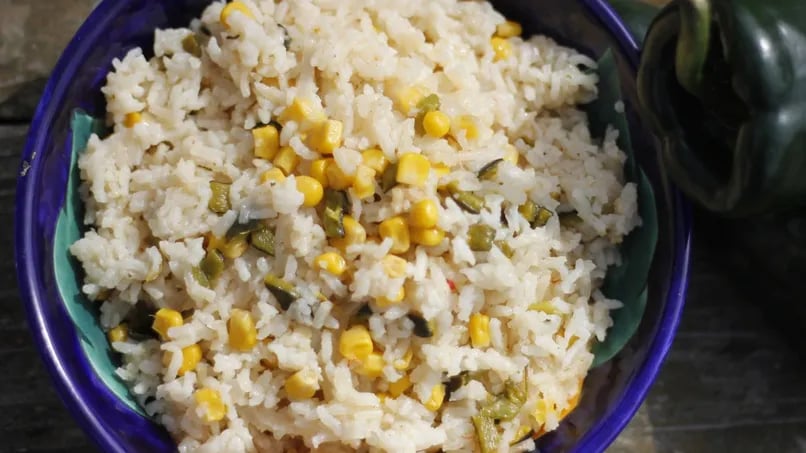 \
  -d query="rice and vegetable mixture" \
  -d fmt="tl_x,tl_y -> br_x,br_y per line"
70,0 -> 639,451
